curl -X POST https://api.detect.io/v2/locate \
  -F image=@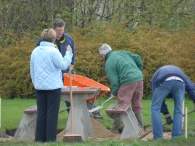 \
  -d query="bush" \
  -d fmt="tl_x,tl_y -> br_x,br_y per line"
0,38 -> 35,98
0,23 -> 195,98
